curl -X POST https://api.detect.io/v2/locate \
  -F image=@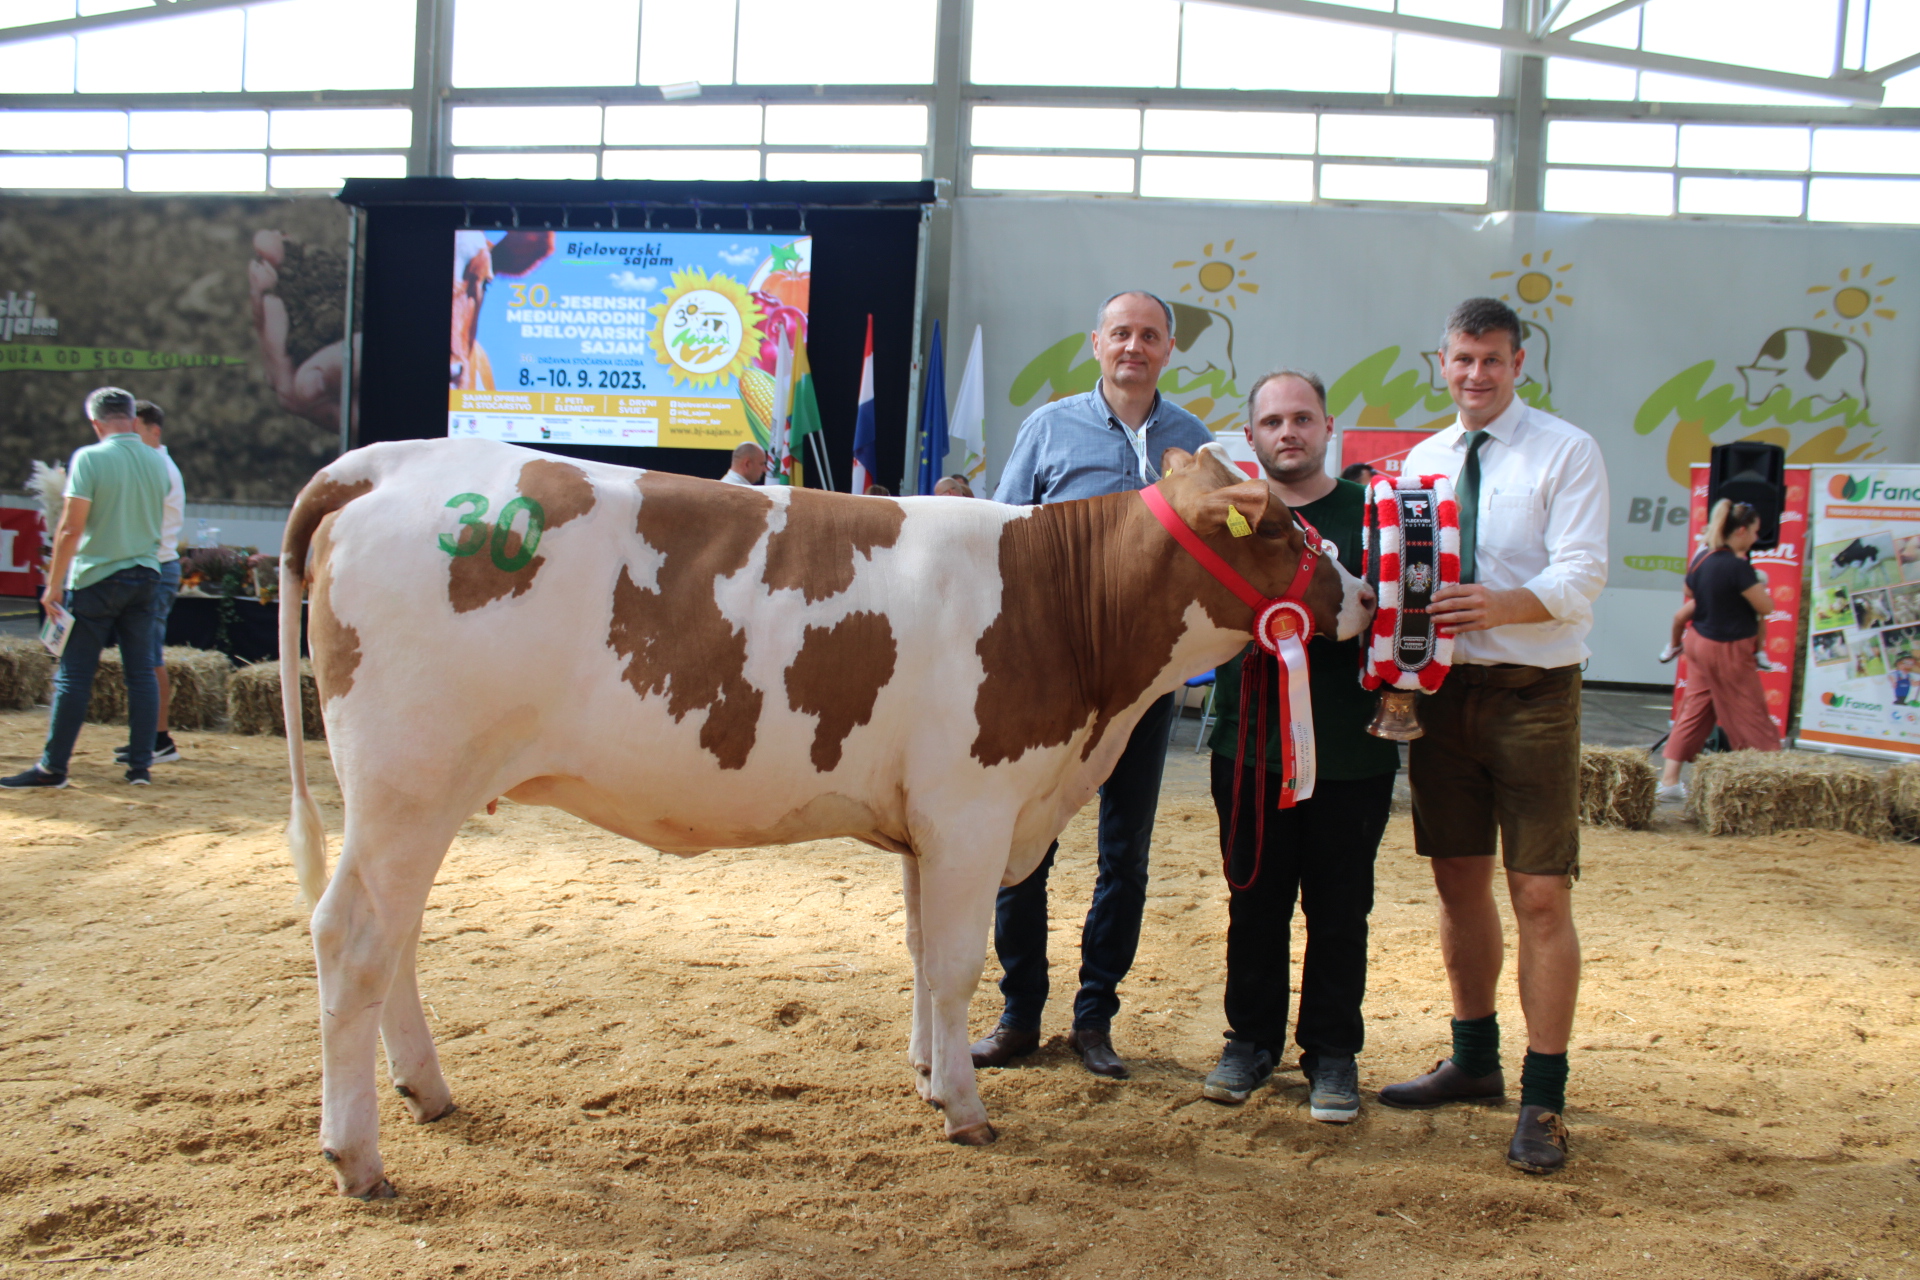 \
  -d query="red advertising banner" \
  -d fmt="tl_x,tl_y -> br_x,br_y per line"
0,507 -> 45,598
1341,427 -> 1441,478
1670,464 -> 1809,740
